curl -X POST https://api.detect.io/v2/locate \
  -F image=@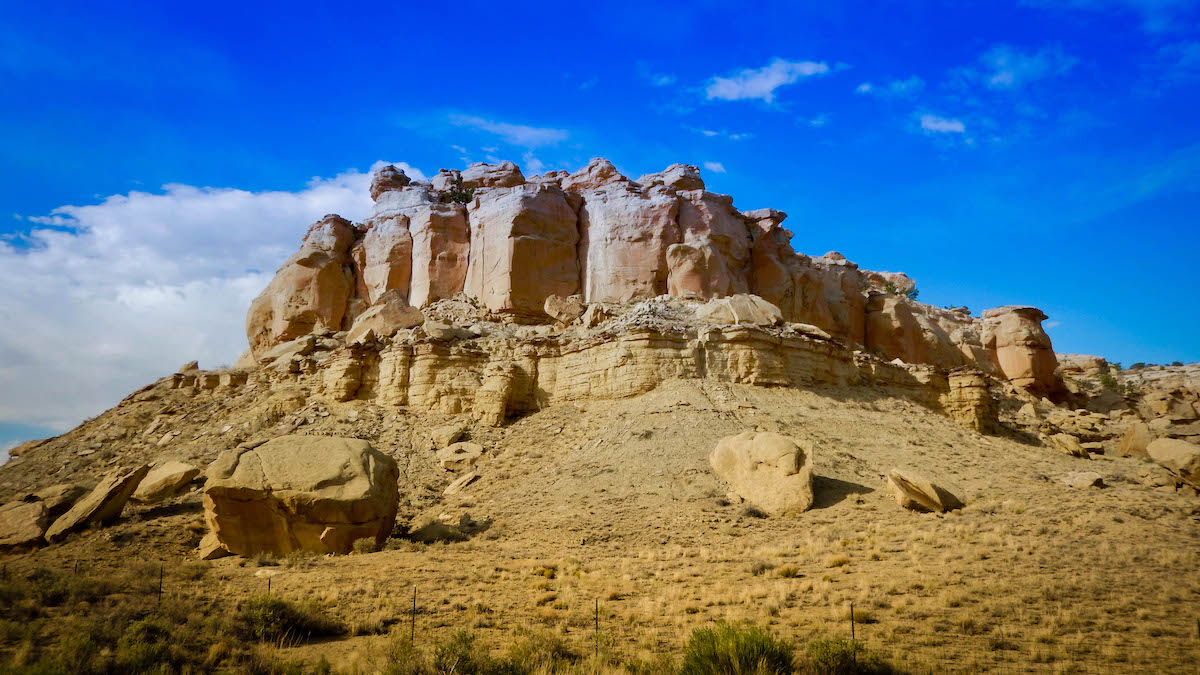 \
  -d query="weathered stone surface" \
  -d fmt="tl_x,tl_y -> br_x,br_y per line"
695,294 -> 783,327
1060,471 -> 1105,488
178,360 -> 199,372
346,294 -> 424,344
443,472 -> 479,496
424,320 -> 475,341
31,483 -> 88,518
351,215 -> 412,306
637,163 -> 704,191
943,369 -> 994,433
544,294 -> 587,325
8,438 -> 46,457
1147,438 -> 1200,489
246,215 -> 355,357
671,191 -> 751,299
1119,421 -> 1154,458
0,501 -> 48,549
46,464 -> 150,542
203,436 -> 399,556
1048,433 -> 1090,458
430,422 -> 468,449
132,461 -> 200,503
460,161 -> 525,189
888,468 -> 963,512
370,164 -> 411,200
709,432 -> 814,515
982,306 -> 1062,396
464,185 -> 580,317
437,442 -> 484,471
409,204 -> 469,307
